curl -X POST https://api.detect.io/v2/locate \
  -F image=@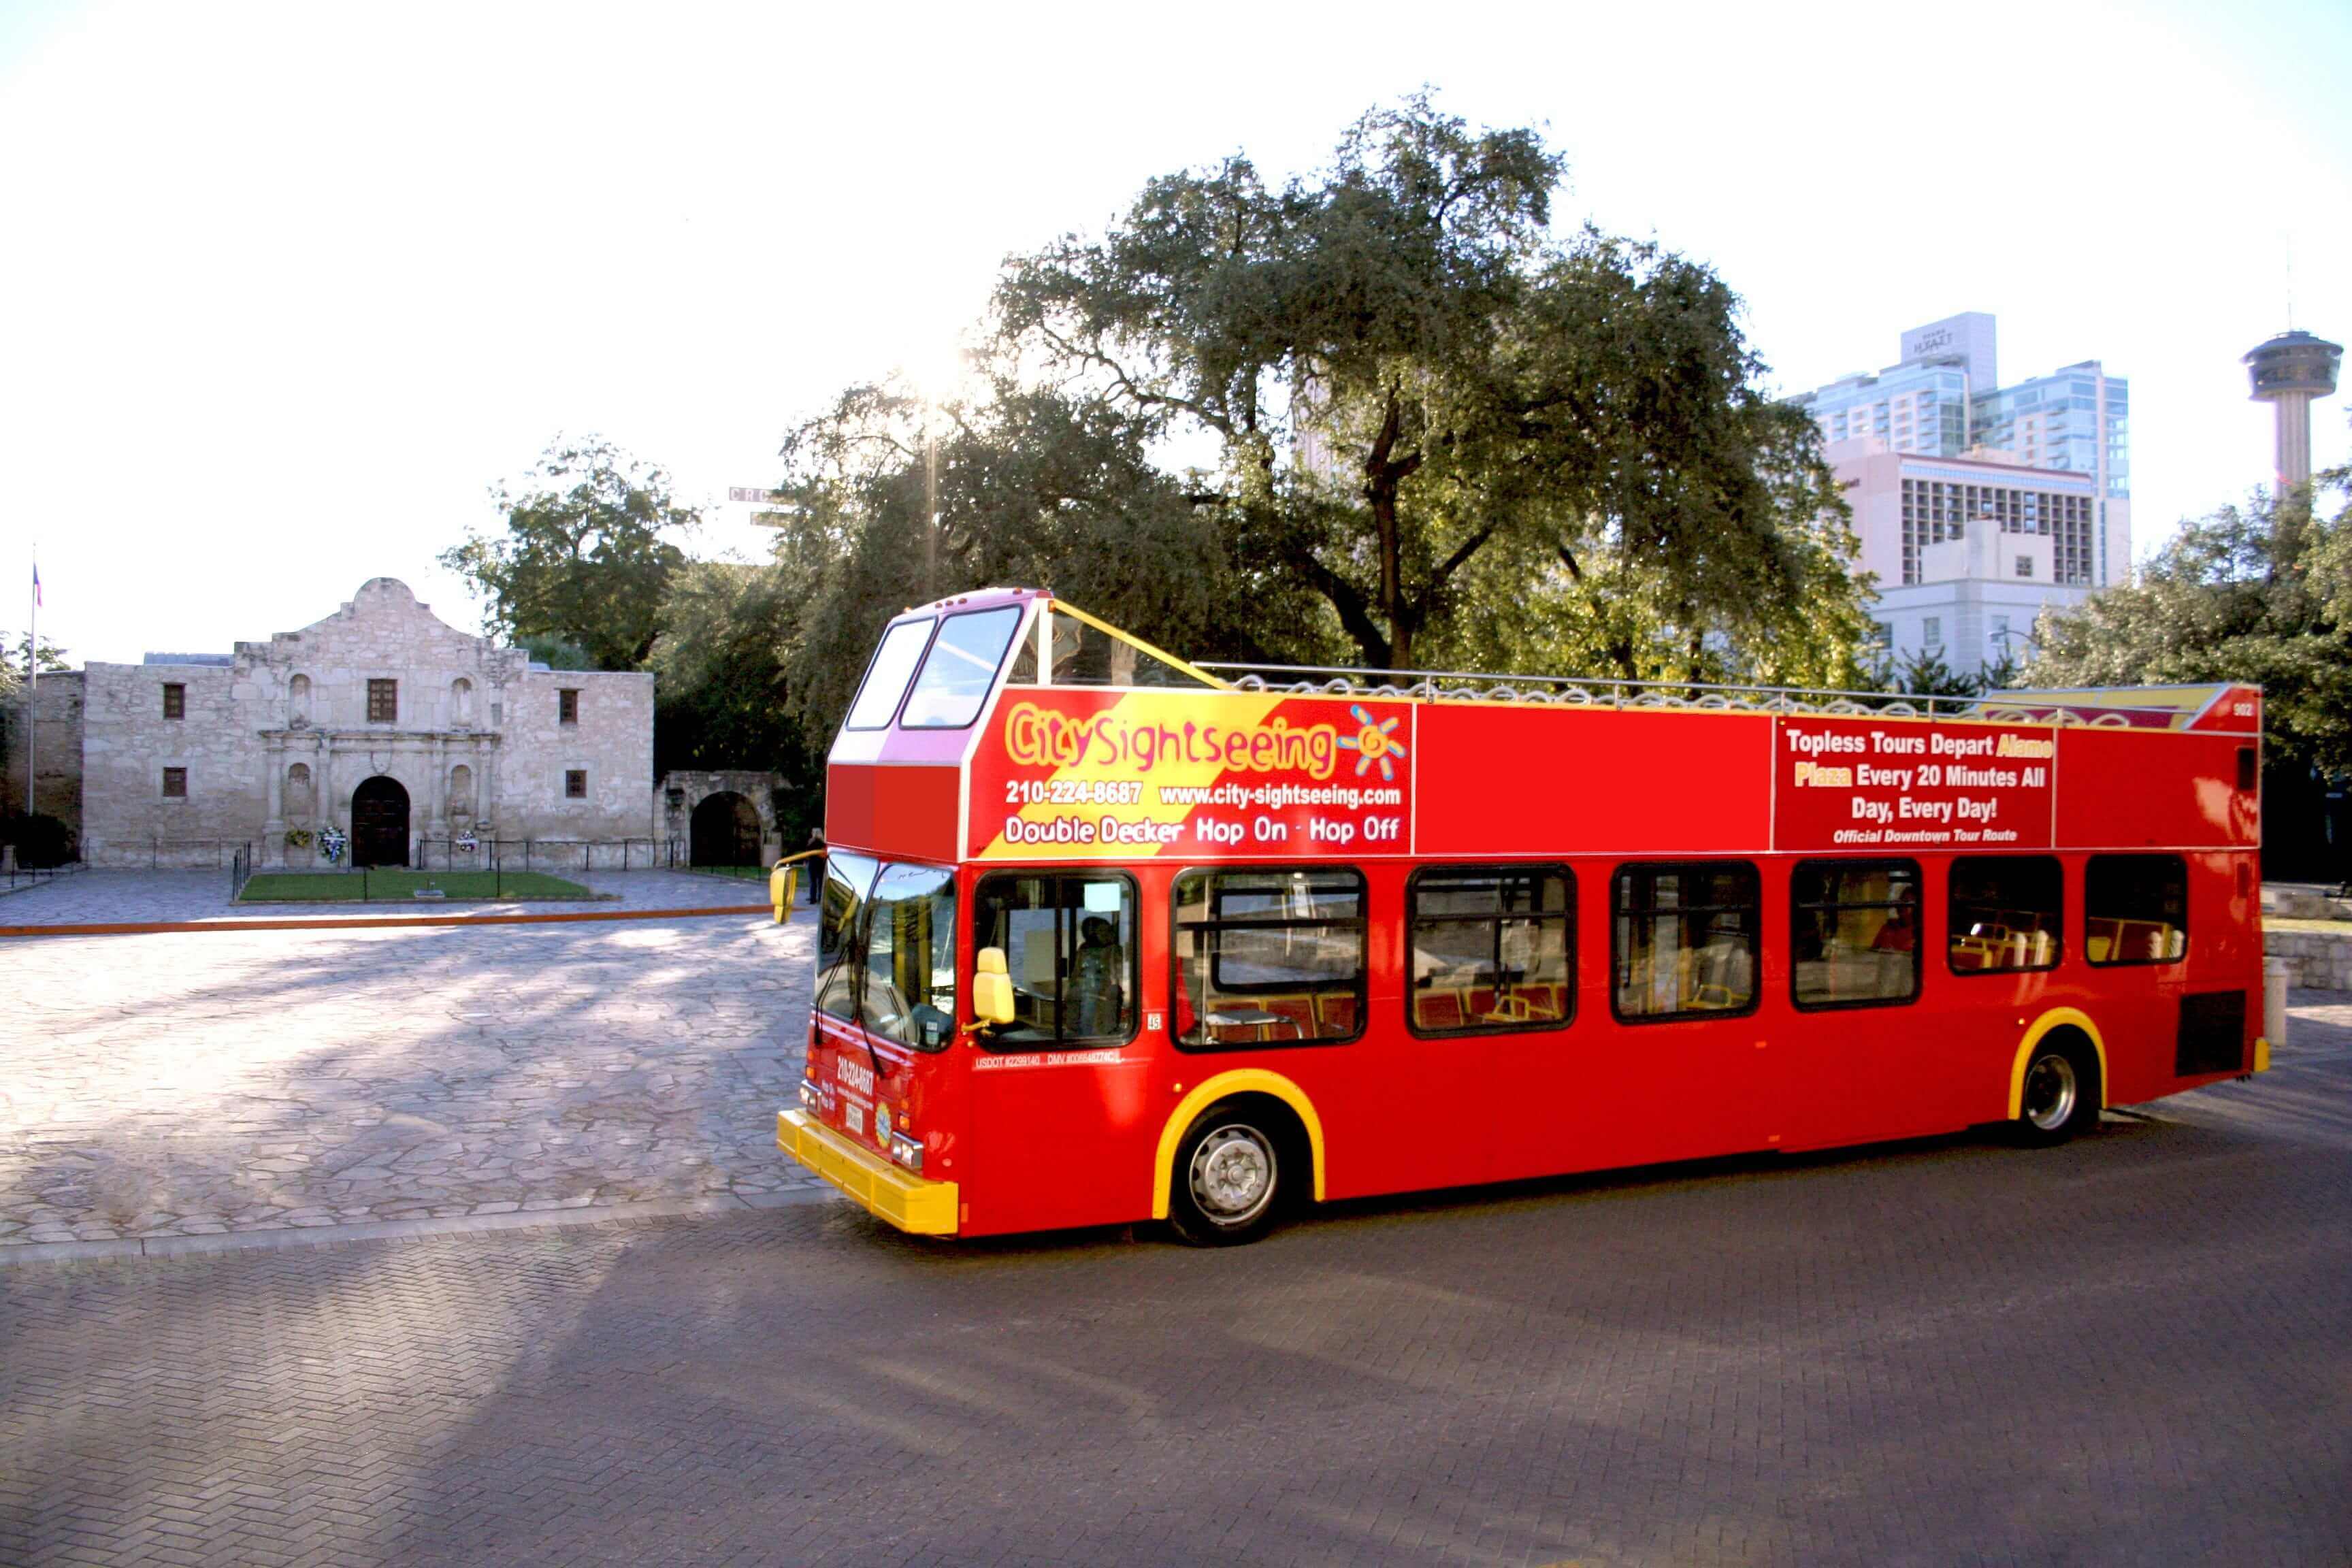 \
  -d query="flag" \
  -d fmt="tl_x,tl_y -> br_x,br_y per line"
30,561 -> 39,608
